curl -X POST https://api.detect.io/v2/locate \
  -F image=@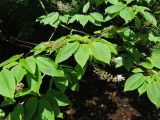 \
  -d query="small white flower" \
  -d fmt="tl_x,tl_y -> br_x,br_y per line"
114,57 -> 122,63
116,74 -> 125,82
